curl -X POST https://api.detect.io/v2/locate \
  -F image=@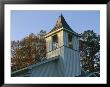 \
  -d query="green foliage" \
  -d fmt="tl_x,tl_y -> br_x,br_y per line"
80,30 -> 100,73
